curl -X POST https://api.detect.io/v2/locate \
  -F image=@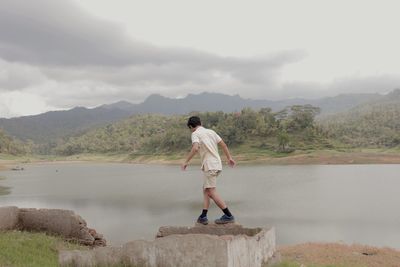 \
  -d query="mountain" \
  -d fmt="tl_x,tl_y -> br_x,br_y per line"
0,106 -> 132,143
0,90 -> 393,143
319,89 -> 400,147
102,91 -> 381,115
